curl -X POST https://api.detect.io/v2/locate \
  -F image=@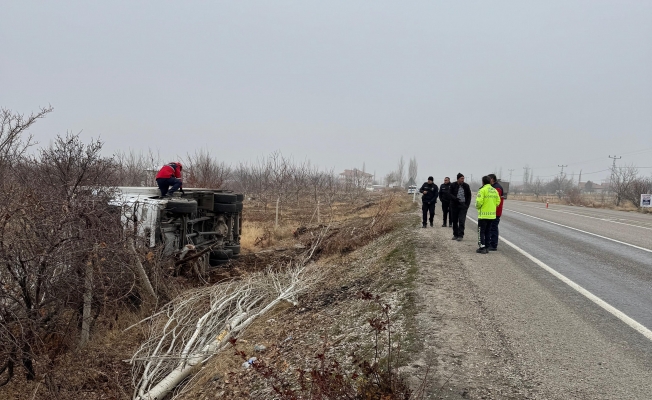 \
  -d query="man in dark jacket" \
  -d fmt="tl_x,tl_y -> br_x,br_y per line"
488,173 -> 505,251
420,176 -> 439,228
449,173 -> 472,241
439,177 -> 452,227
